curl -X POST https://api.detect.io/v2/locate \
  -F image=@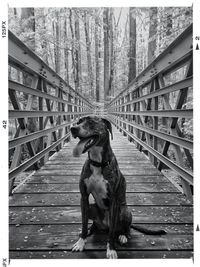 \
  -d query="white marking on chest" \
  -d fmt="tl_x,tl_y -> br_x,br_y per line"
84,165 -> 108,209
